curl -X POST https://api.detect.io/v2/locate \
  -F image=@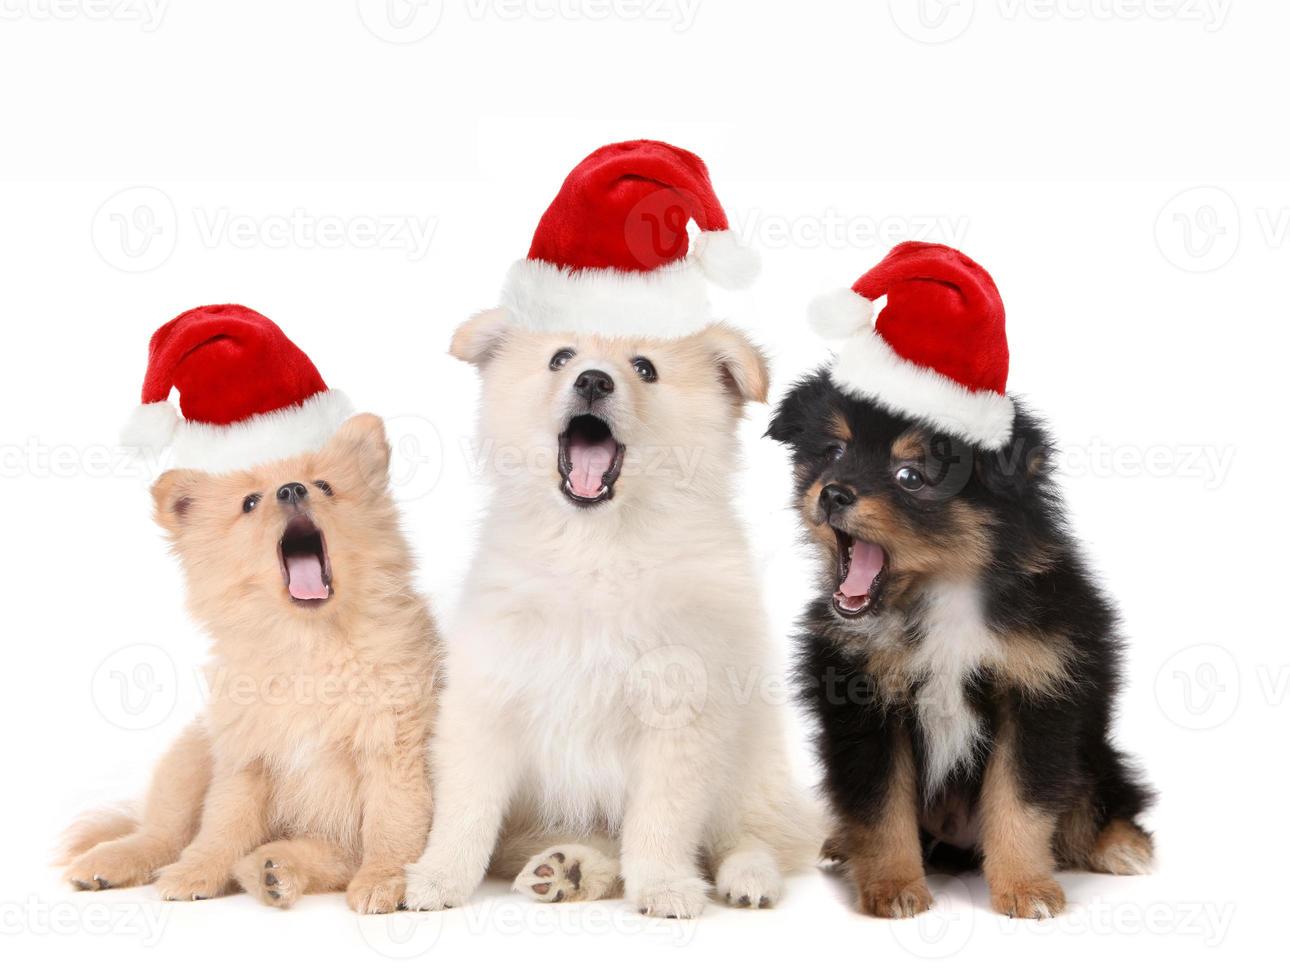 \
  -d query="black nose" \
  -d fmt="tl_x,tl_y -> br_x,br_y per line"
276,482 -> 308,505
573,369 -> 614,403
820,483 -> 856,513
